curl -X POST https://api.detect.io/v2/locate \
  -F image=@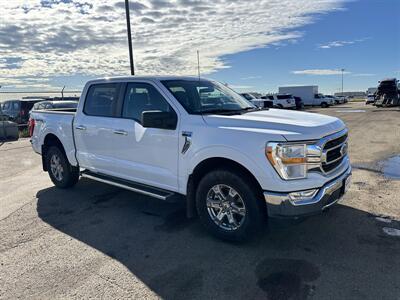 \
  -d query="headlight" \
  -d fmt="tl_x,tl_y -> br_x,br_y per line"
266,143 -> 310,180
